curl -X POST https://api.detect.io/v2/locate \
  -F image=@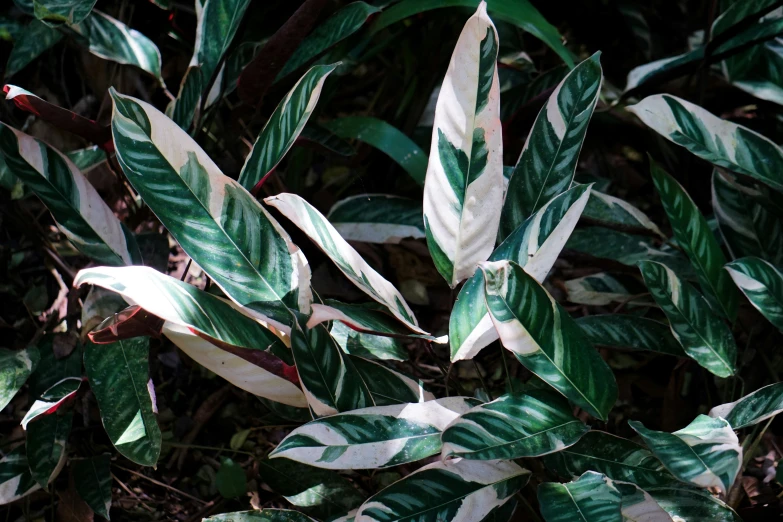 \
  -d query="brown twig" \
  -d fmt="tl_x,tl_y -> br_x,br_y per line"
113,465 -> 207,505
